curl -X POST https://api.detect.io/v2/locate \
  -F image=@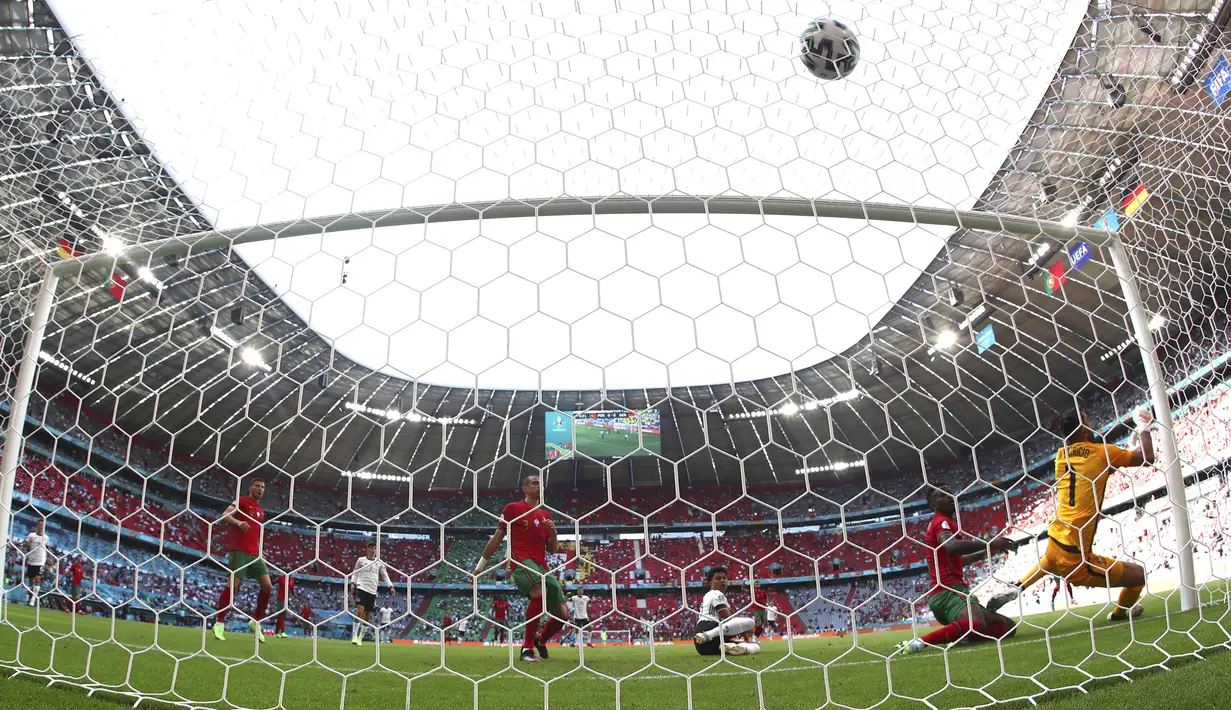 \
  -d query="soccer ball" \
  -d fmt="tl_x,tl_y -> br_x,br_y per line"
799,18 -> 859,80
